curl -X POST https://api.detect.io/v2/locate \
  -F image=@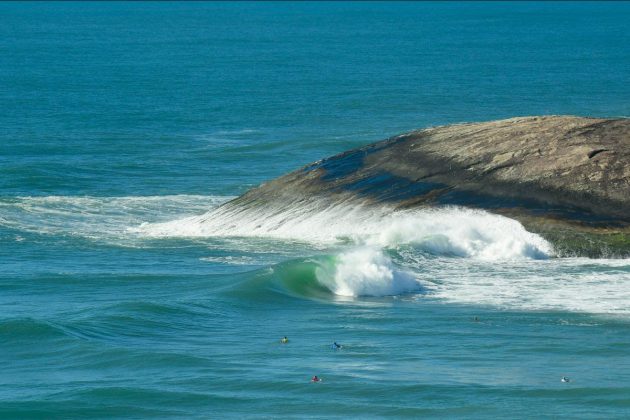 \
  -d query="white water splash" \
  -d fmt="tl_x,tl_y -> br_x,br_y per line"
315,247 -> 421,297
3,194 -> 629,314
139,201 -> 560,300
140,204 -> 553,260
